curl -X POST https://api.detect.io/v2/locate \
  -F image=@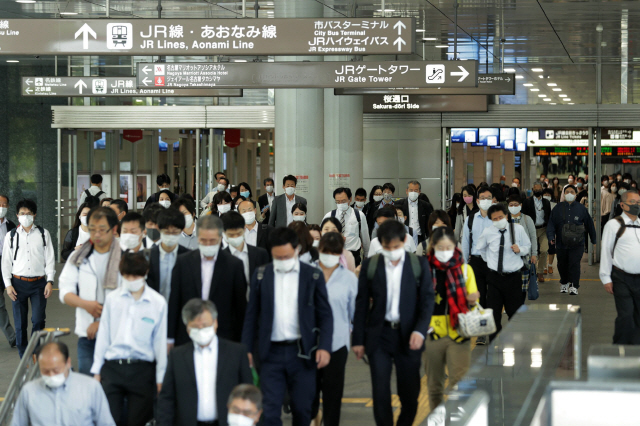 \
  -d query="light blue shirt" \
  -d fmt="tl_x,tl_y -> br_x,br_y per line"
11,371 -> 115,426
475,224 -> 531,274
91,284 -> 168,383
159,245 -> 178,301
179,227 -> 198,250
461,211 -> 494,262
319,264 -> 357,352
